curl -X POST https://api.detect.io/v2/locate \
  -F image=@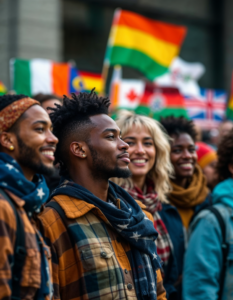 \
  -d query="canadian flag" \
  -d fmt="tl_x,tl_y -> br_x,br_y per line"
110,66 -> 145,109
